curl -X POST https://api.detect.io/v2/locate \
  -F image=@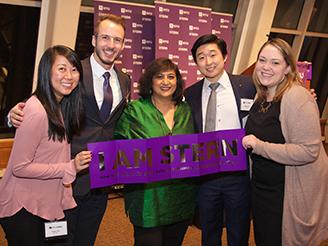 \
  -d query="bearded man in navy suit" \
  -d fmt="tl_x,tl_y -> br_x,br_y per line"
184,34 -> 256,246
